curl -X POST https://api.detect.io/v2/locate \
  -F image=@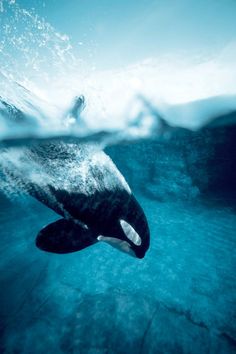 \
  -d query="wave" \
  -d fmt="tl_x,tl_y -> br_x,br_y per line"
1,80 -> 236,204
1,80 -> 236,148
1,1 -> 236,149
